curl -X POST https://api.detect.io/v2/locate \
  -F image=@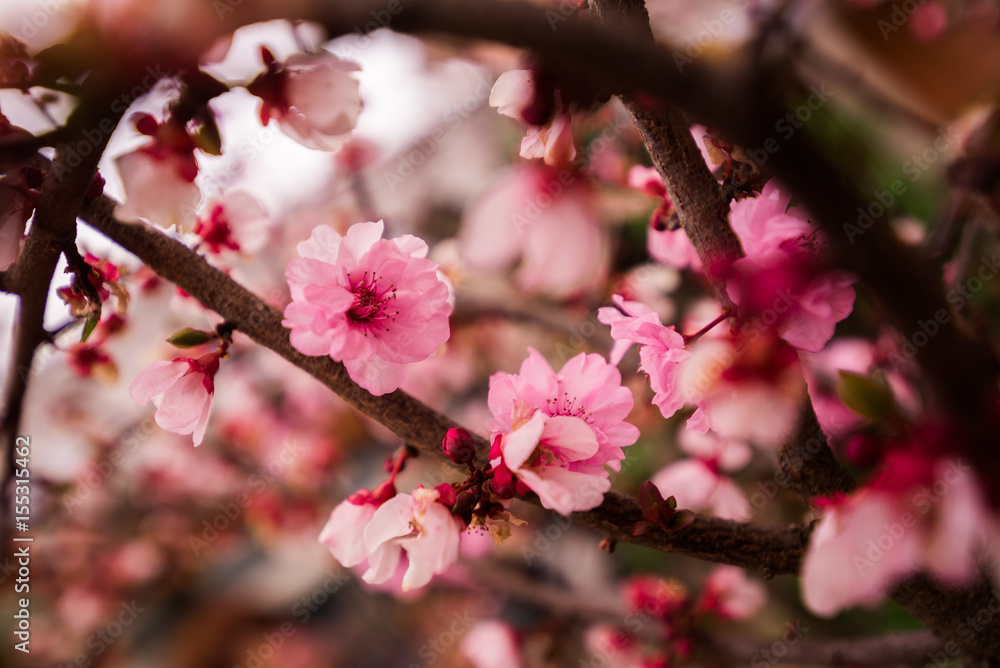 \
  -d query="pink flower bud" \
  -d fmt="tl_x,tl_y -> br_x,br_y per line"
443,428 -> 476,464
